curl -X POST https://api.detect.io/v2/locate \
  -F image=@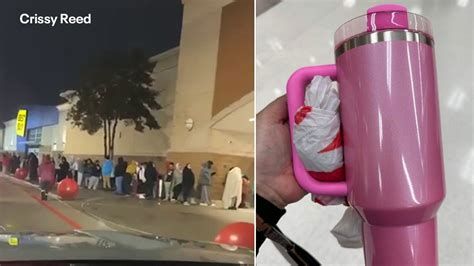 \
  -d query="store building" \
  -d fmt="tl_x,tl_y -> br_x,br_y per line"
1,0 -> 254,200
2,105 -> 59,155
